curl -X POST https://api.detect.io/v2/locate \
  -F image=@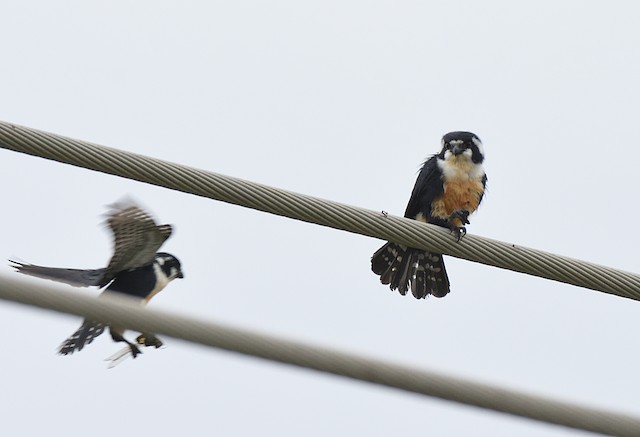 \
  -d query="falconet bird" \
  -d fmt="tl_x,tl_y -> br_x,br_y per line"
371,131 -> 487,299
10,199 -> 184,361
